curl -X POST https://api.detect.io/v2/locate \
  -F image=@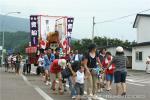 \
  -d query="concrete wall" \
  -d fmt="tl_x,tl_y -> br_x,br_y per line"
137,17 -> 150,43
132,46 -> 150,70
